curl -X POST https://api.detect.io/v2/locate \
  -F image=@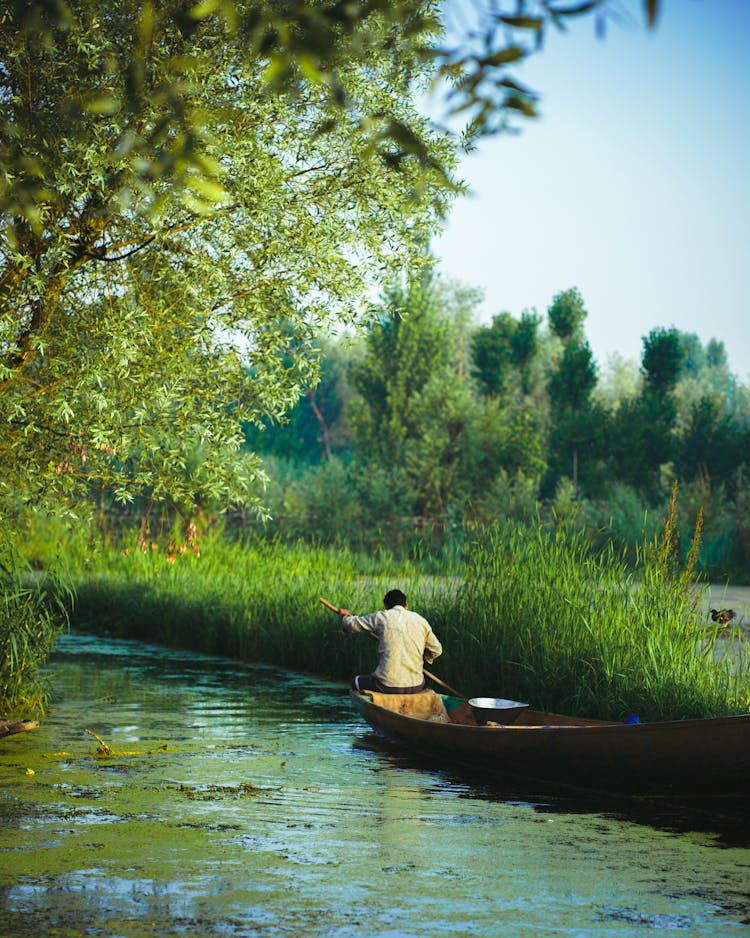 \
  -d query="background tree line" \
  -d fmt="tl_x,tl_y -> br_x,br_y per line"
236,269 -> 750,580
